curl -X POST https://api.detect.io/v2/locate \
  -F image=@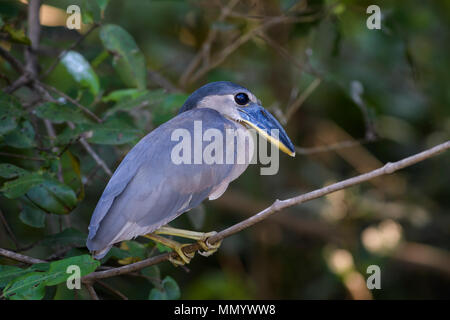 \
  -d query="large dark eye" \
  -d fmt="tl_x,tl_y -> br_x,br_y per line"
234,93 -> 249,105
